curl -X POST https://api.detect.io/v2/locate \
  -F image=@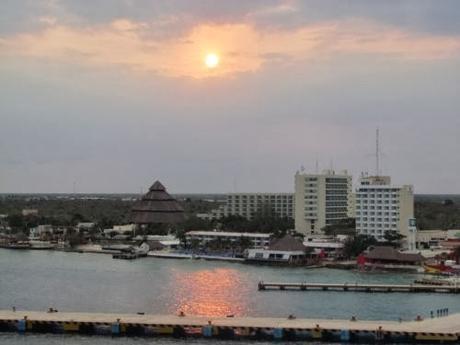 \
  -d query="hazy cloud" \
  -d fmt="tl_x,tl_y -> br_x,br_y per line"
2,19 -> 459,79
0,1 -> 459,193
